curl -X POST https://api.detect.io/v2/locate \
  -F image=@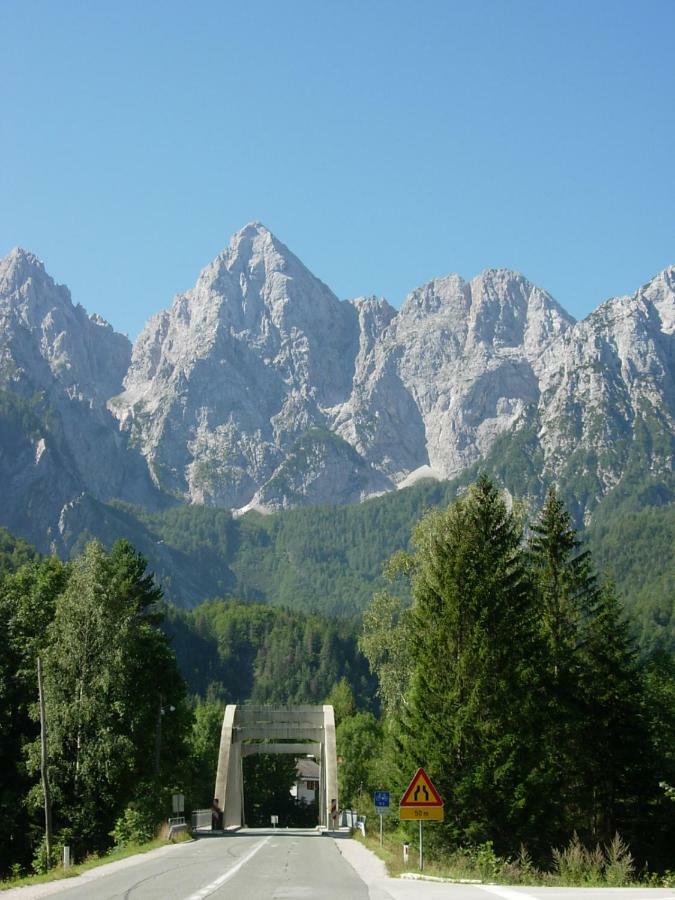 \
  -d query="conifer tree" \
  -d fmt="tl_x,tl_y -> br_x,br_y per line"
527,487 -> 600,842
397,475 -> 544,852
578,580 -> 652,850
